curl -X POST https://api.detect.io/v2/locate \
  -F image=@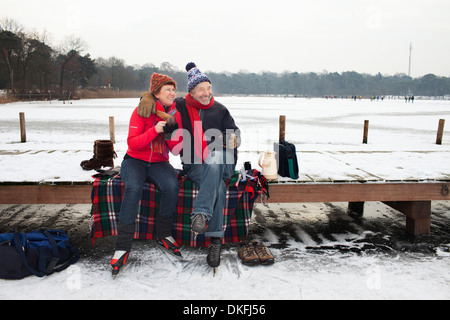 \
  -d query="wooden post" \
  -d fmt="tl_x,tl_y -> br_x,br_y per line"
109,116 -> 115,143
383,201 -> 431,236
363,120 -> 369,144
19,112 -> 26,143
279,115 -> 286,141
436,119 -> 445,145
348,202 -> 365,216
